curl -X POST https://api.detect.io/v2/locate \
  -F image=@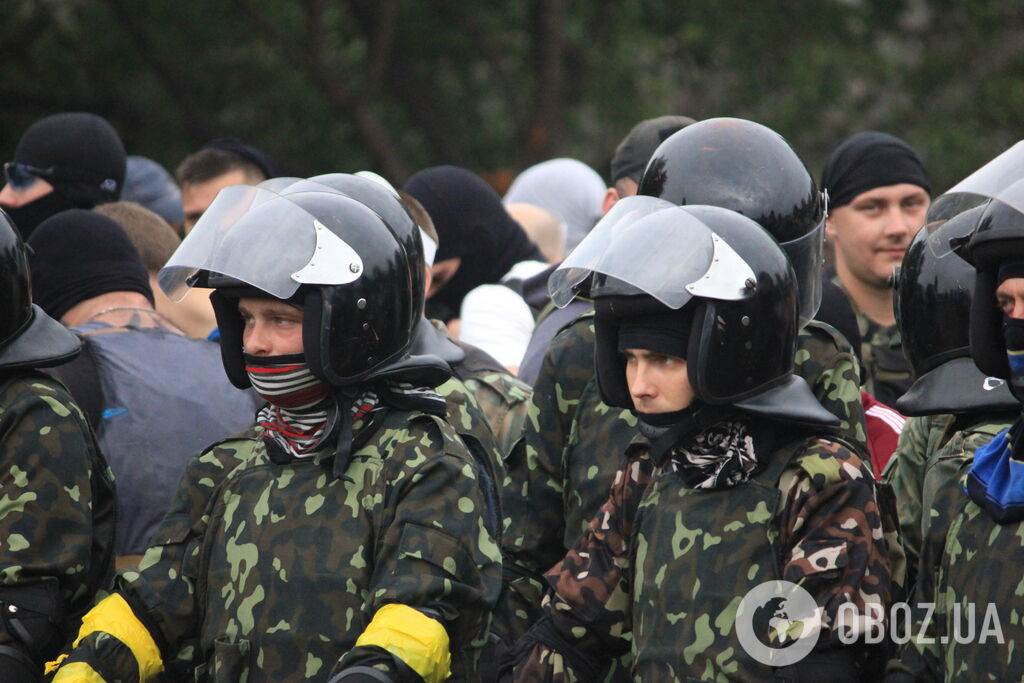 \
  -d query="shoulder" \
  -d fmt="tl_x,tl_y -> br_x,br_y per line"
370,410 -> 472,463
0,371 -> 88,425
782,436 -> 874,489
799,319 -> 855,355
